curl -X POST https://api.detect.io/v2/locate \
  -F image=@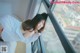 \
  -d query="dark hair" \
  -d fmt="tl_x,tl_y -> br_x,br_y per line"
22,13 -> 48,33
22,19 -> 32,31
